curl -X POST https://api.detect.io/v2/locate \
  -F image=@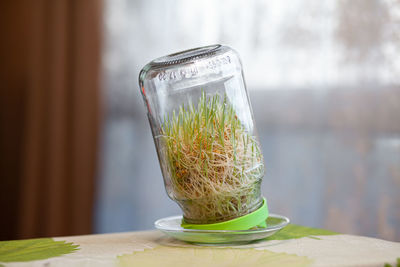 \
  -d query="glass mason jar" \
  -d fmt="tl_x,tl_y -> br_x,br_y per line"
139,45 -> 265,225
